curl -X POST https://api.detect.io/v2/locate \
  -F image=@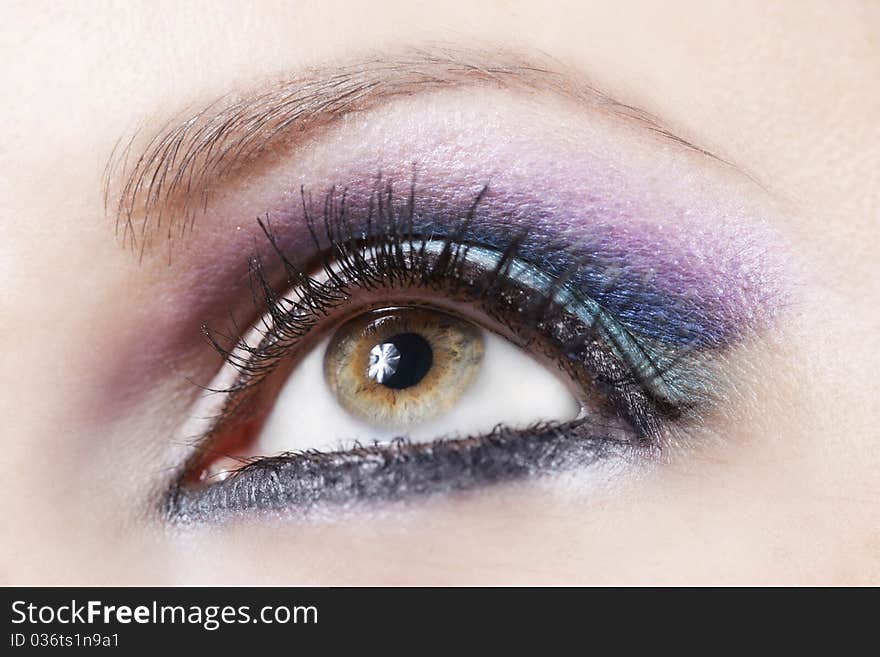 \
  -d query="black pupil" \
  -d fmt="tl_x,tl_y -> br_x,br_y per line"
372,332 -> 433,389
